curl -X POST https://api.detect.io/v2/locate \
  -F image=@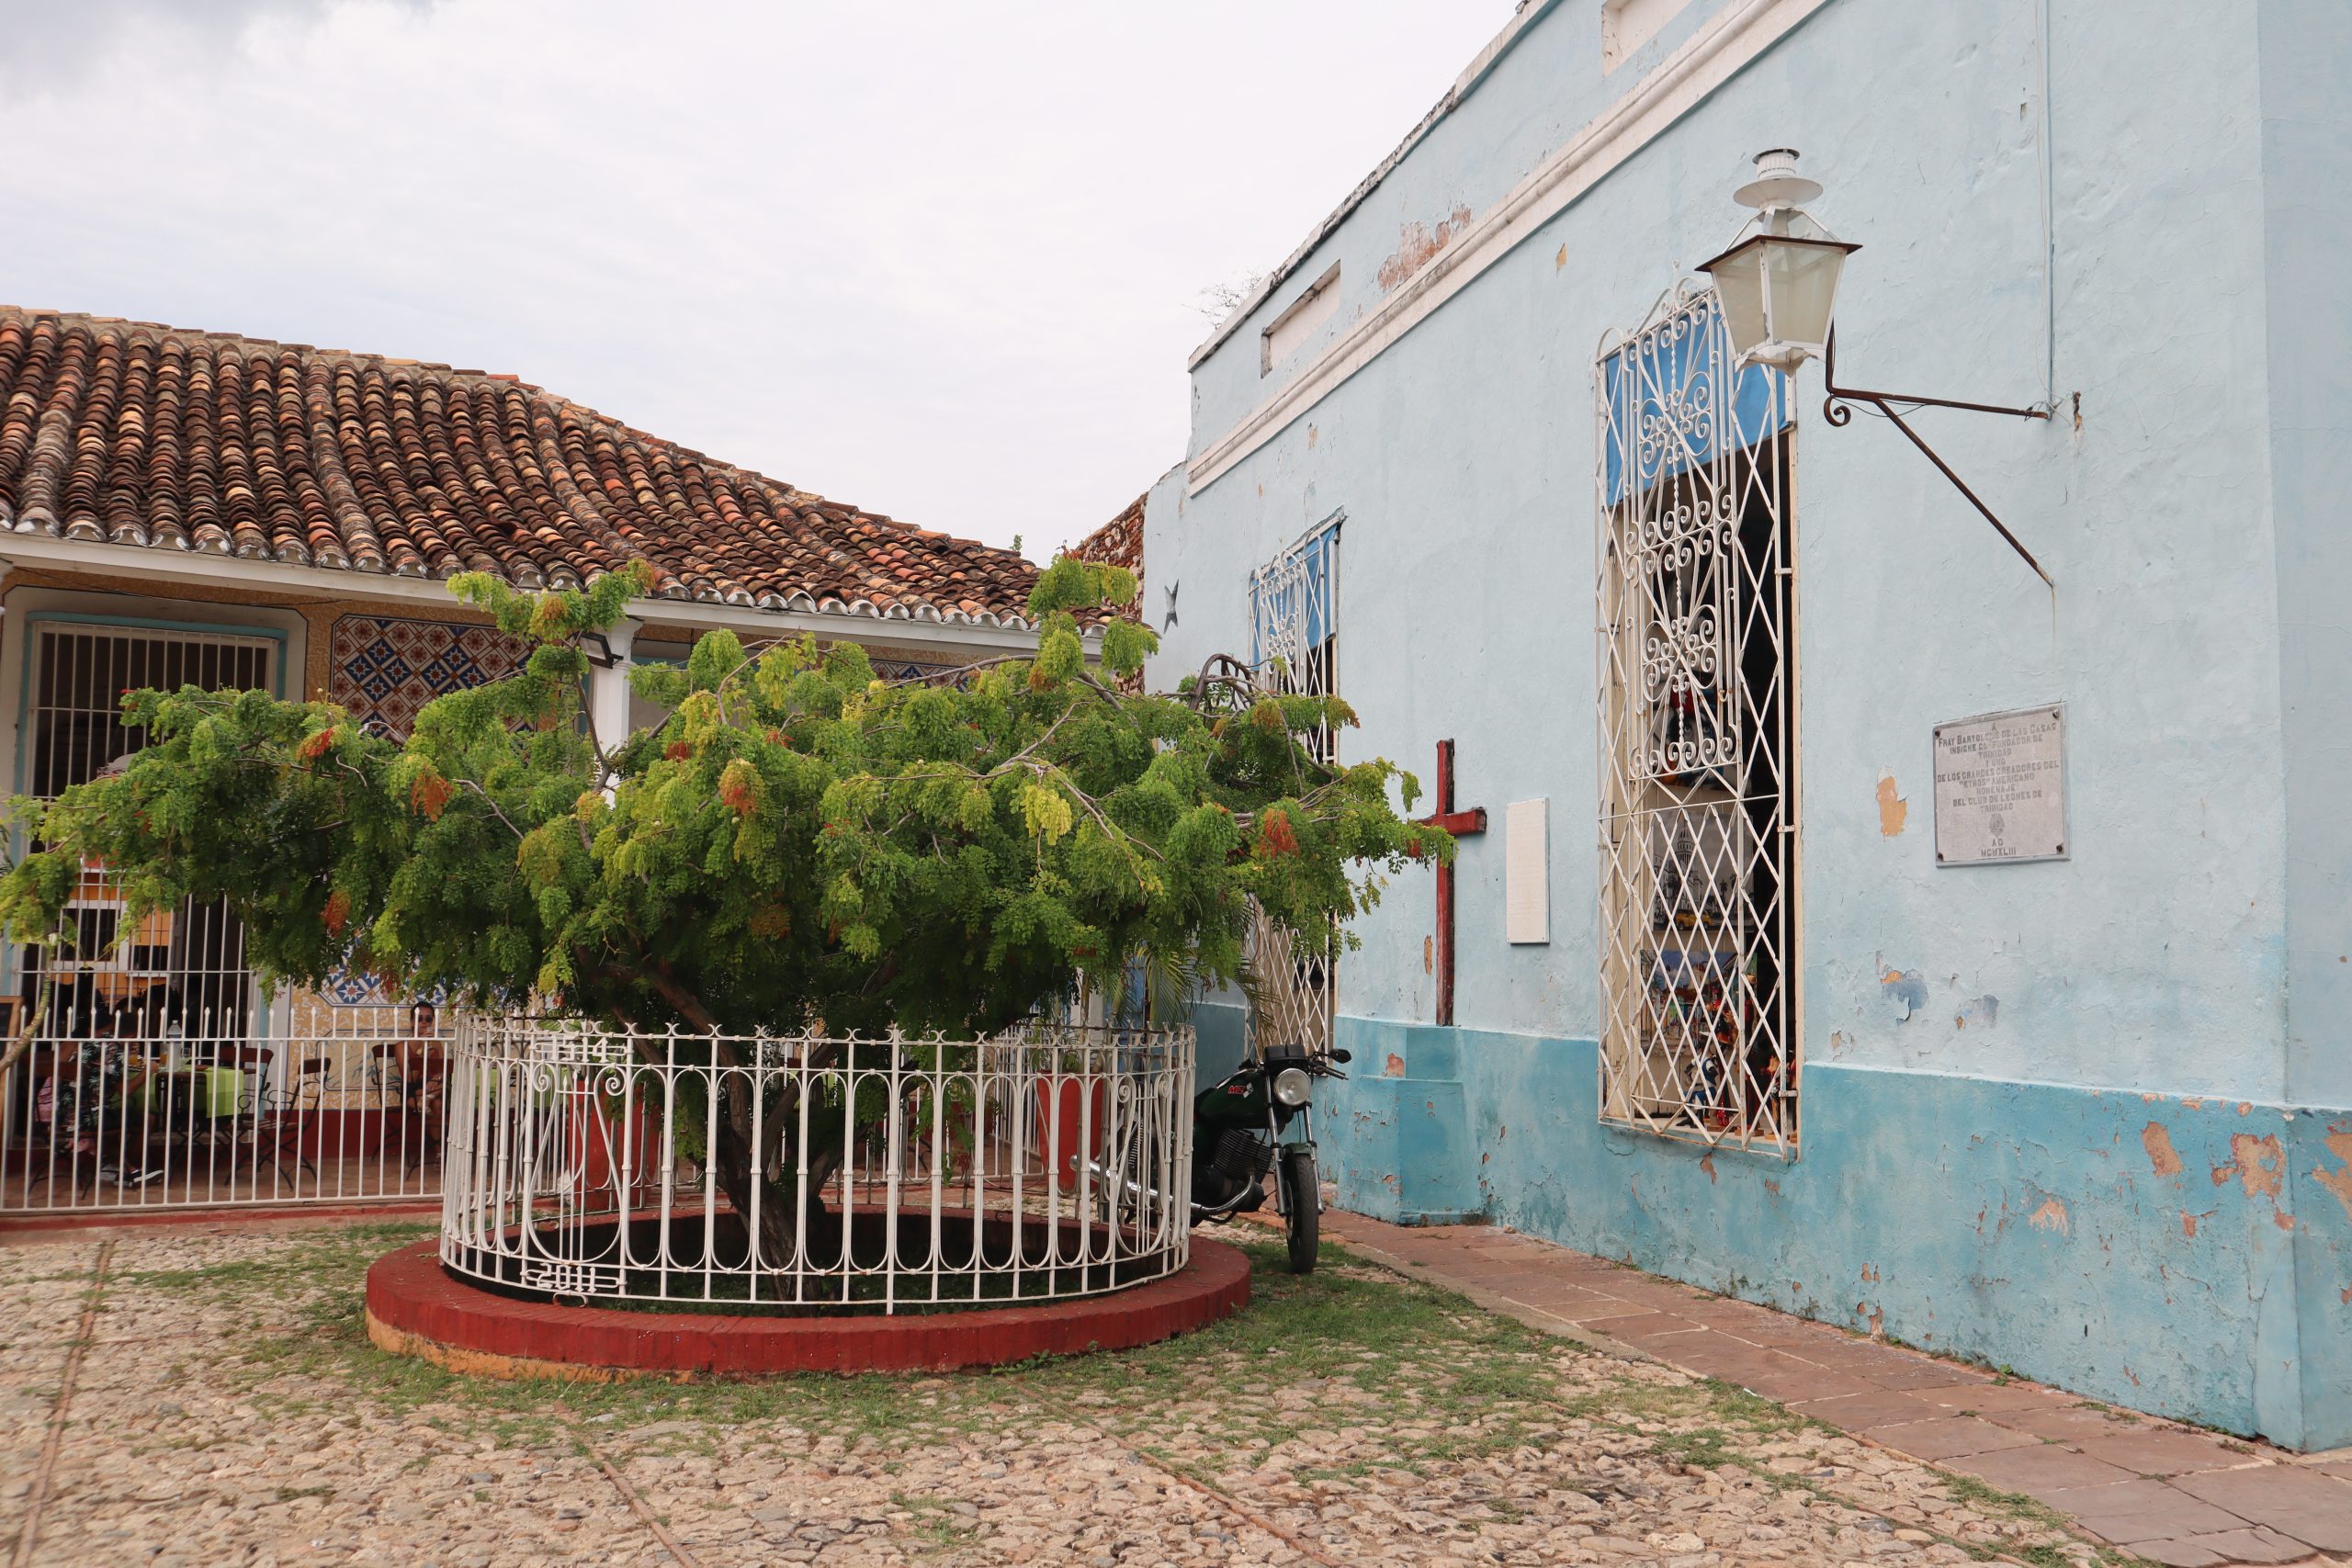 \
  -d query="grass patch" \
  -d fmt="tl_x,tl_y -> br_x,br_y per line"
141,1229 -> 1600,1465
